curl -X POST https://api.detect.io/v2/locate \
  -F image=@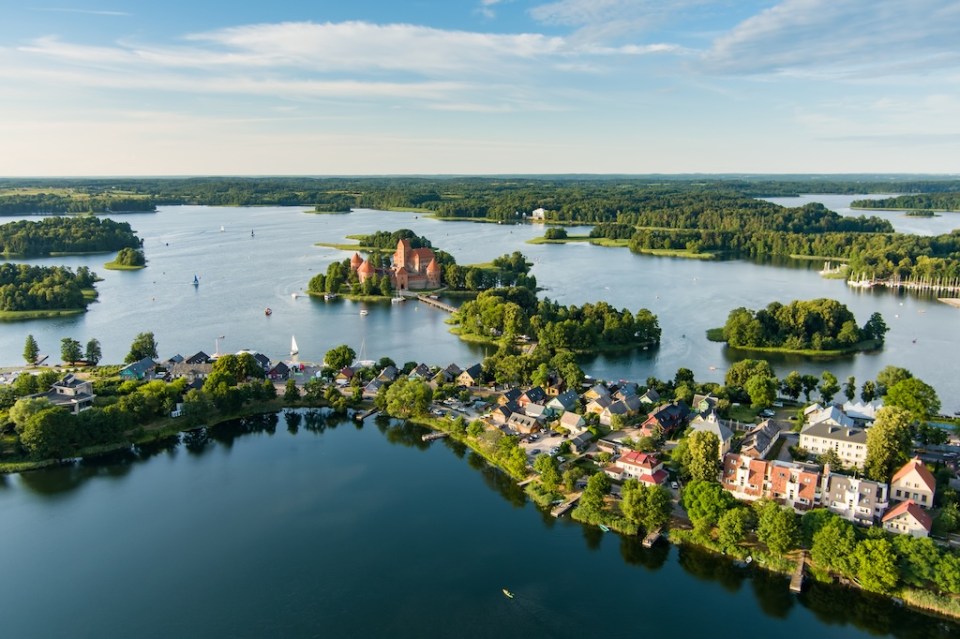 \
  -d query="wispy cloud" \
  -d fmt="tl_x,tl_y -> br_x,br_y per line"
530,0 -> 711,43
703,0 -> 960,77
32,7 -> 130,16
